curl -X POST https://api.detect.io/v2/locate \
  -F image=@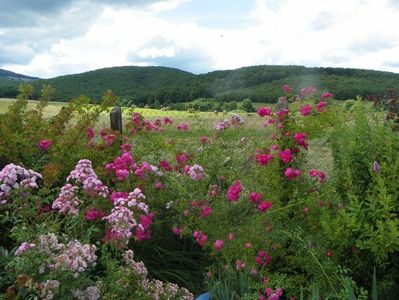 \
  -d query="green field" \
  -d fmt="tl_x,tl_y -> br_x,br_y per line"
0,98 -> 268,131
0,98 -> 67,115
